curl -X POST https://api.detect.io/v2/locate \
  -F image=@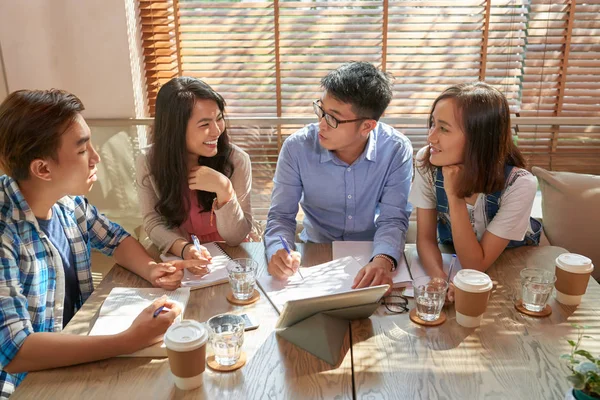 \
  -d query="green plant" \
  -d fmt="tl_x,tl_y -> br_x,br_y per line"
562,324 -> 600,399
